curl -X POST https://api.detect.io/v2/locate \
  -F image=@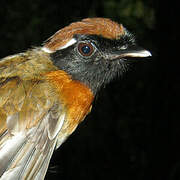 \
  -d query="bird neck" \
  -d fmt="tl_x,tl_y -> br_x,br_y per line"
45,70 -> 94,133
